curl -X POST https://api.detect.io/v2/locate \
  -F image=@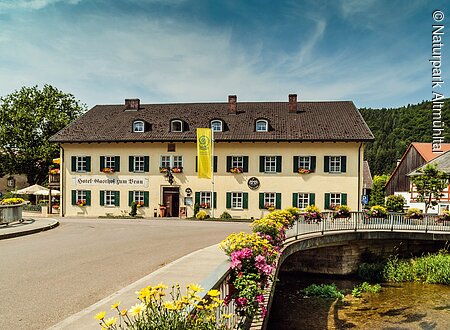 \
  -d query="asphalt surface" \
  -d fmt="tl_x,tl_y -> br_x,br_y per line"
0,218 -> 249,330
